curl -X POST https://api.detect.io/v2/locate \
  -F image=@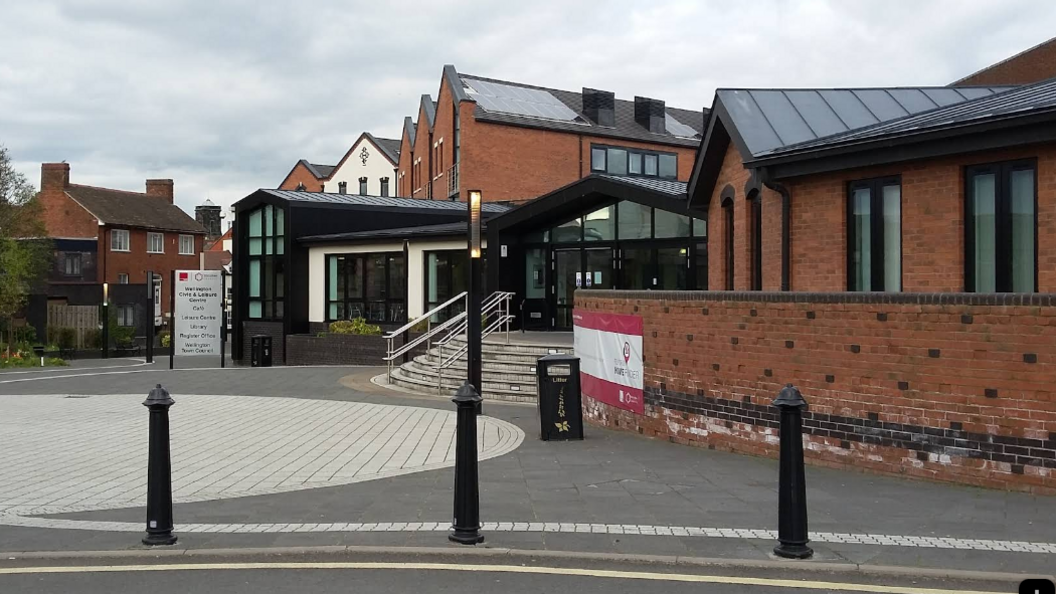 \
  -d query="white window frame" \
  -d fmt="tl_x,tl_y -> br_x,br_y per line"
179,234 -> 195,255
111,229 -> 130,252
117,304 -> 135,327
117,273 -> 129,284
147,232 -> 164,254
